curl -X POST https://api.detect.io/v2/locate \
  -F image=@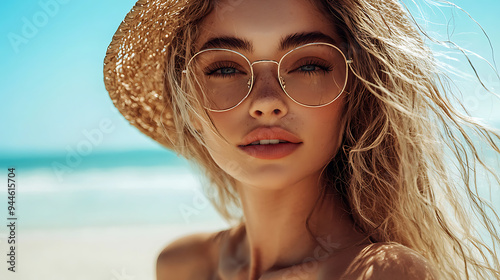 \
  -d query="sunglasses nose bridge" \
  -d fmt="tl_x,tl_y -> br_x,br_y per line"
250,59 -> 282,86
251,59 -> 279,67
